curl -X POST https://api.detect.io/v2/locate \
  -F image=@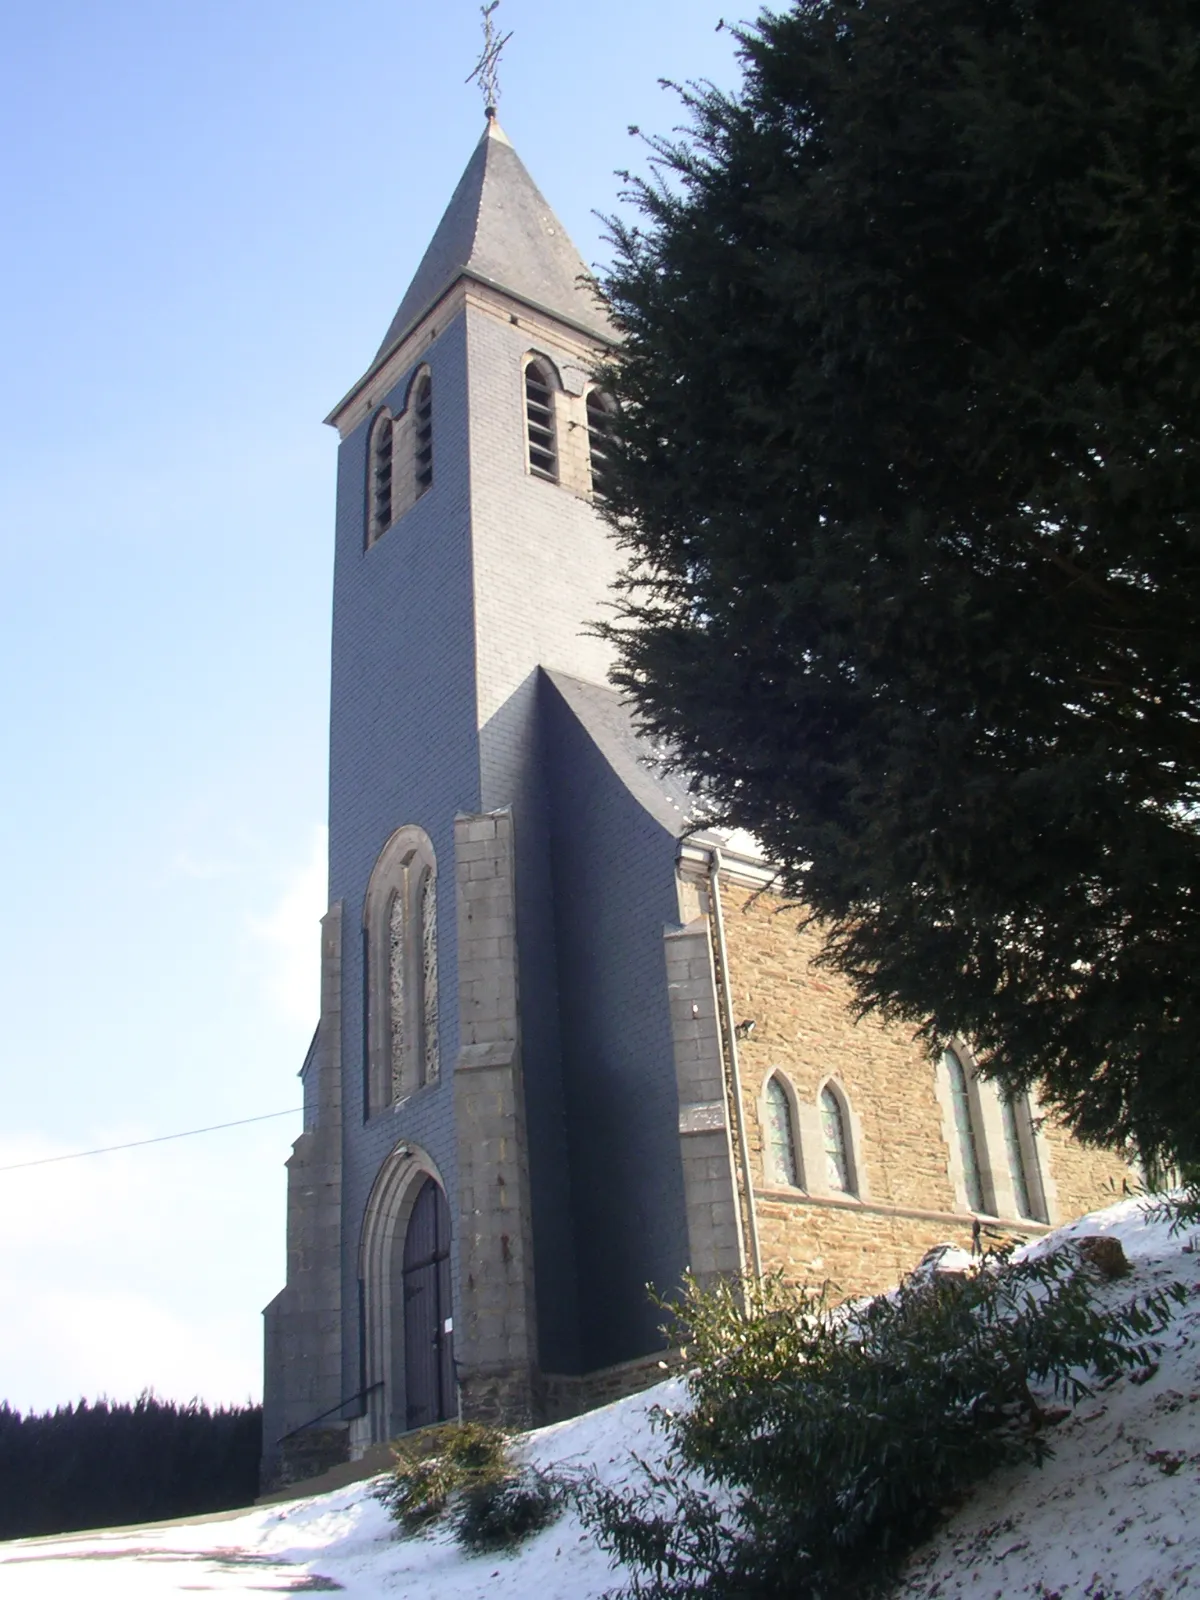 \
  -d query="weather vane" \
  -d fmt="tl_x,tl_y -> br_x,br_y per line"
466,1 -> 512,119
